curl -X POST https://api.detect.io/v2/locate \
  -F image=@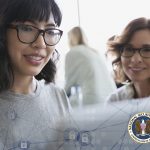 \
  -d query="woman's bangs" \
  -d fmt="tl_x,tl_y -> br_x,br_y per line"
3,0 -> 61,26
15,1 -> 51,22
